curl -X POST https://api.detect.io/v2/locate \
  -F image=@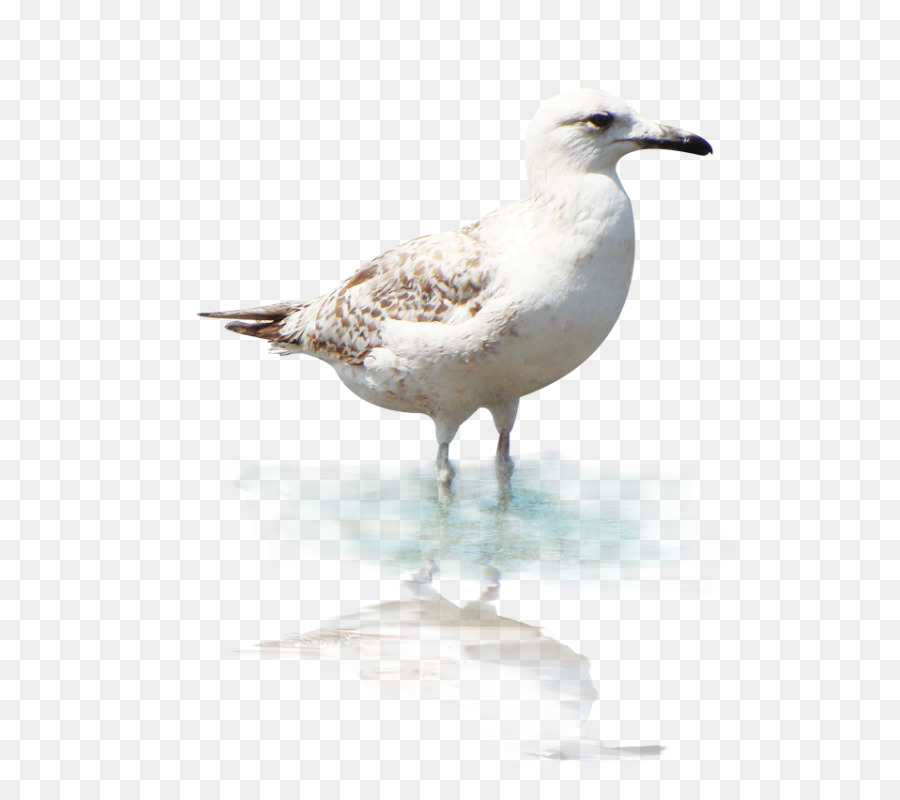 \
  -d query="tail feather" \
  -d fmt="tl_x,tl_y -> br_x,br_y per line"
200,301 -> 307,343
198,301 -> 300,321
223,320 -> 284,341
